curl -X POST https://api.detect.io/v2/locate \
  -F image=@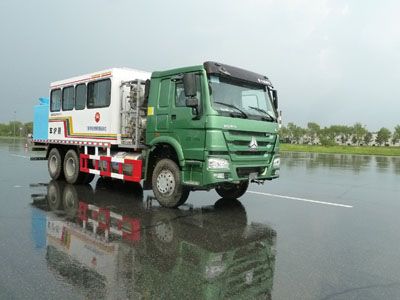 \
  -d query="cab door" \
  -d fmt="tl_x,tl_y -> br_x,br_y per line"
169,73 -> 206,161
